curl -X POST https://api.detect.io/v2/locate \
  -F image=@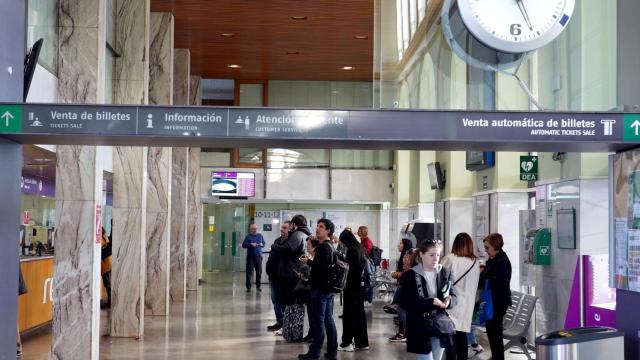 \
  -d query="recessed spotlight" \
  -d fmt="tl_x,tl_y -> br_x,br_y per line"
220,33 -> 235,37
341,66 -> 354,70
291,16 -> 307,20
228,64 -> 241,68
354,35 -> 368,40
286,51 -> 300,55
